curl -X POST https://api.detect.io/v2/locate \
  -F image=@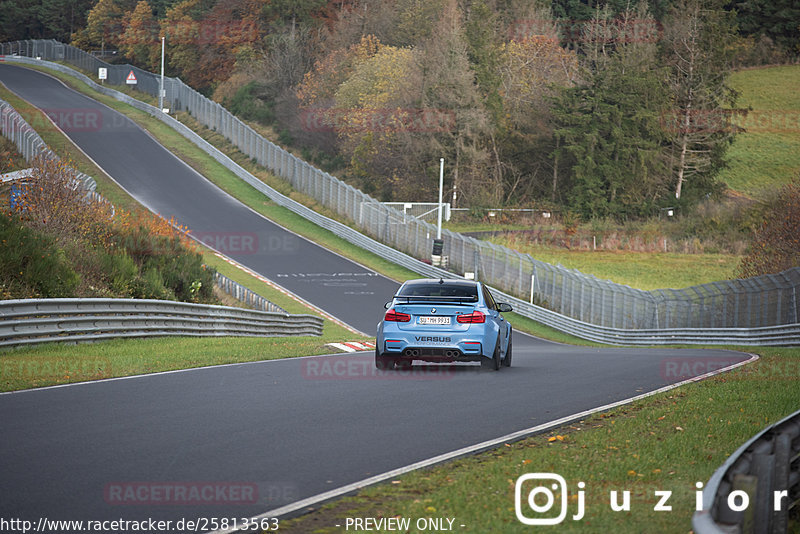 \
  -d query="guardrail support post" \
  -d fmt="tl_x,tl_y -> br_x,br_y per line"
772,433 -> 791,533
752,453 -> 775,534
731,473 -> 758,533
